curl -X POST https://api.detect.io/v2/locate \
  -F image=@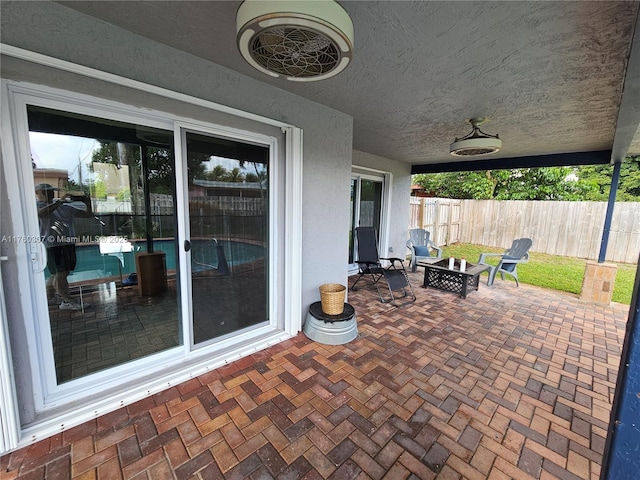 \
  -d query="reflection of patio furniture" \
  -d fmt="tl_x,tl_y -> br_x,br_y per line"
99,236 -> 133,285
418,258 -> 490,298
477,238 -> 532,287
66,269 -> 107,312
135,251 -> 167,296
